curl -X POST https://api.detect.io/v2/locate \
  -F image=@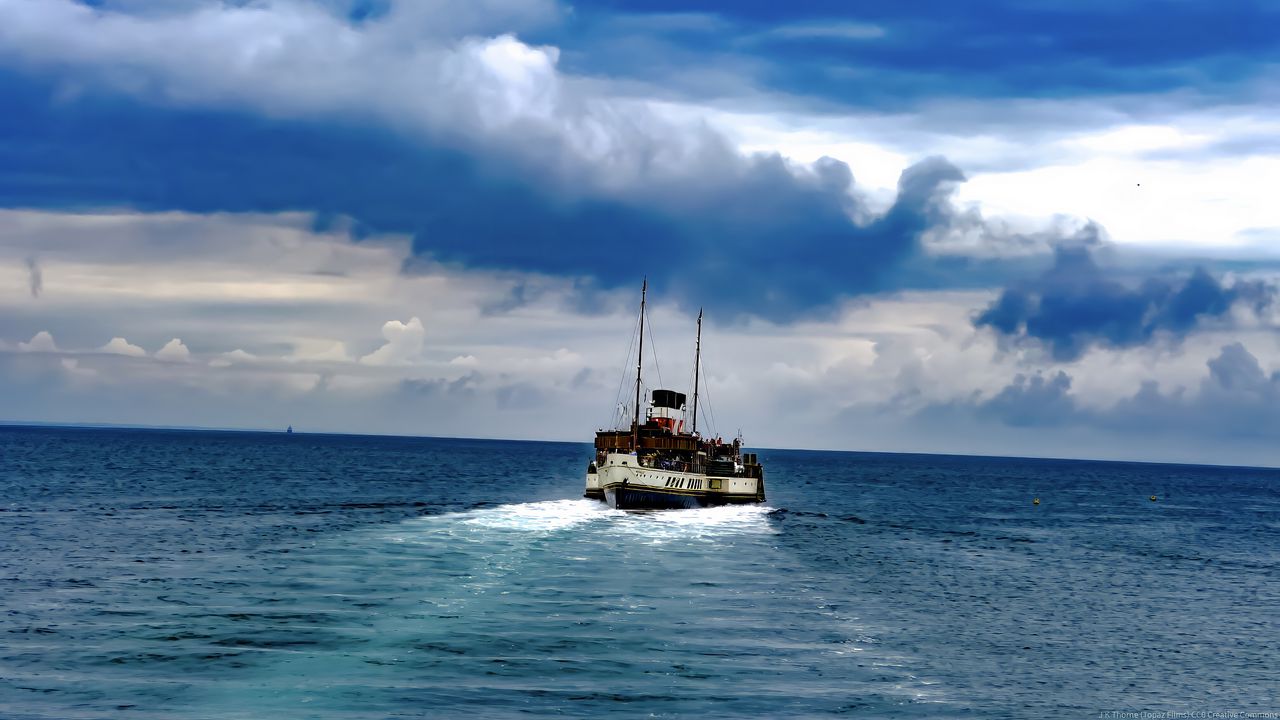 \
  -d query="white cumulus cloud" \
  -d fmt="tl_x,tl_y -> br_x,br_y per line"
360,317 -> 425,366
0,0 -> 738,193
99,336 -> 147,357
155,338 -> 191,362
209,348 -> 258,368
18,330 -> 57,352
